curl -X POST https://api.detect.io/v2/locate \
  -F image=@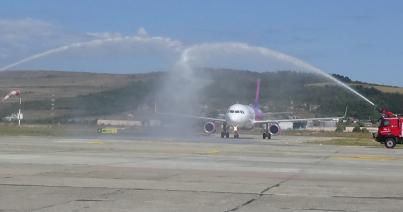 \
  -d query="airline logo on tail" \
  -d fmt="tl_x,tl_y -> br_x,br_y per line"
253,79 -> 263,120
254,79 -> 260,108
